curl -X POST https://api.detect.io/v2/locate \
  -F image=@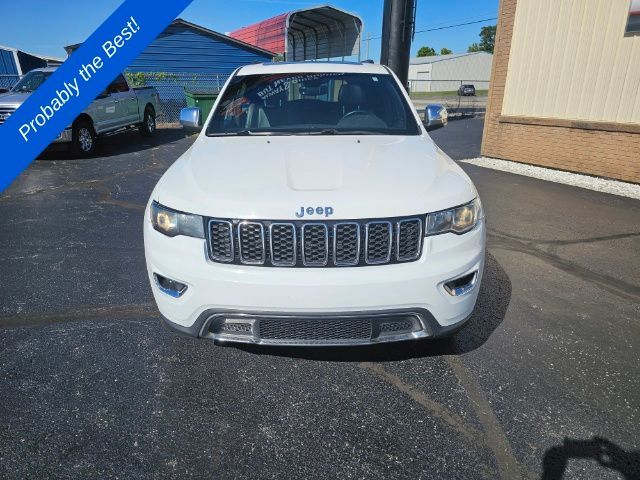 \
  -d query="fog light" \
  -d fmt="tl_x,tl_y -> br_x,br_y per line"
153,273 -> 187,298
444,271 -> 478,296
